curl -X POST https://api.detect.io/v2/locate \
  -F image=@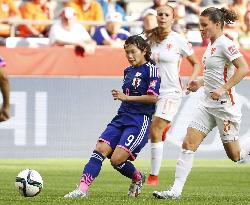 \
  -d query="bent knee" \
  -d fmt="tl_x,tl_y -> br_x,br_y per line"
95,141 -> 112,157
110,156 -> 124,166
150,124 -> 168,142
182,139 -> 199,151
